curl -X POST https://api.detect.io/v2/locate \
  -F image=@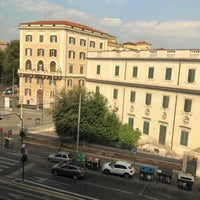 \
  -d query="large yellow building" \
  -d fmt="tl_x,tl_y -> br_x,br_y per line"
86,50 -> 200,161
18,20 -> 115,108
